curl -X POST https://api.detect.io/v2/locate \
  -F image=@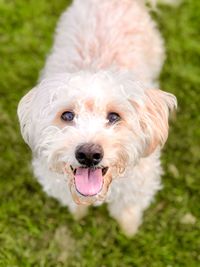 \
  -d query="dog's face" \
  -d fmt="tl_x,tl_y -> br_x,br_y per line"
18,71 -> 176,204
